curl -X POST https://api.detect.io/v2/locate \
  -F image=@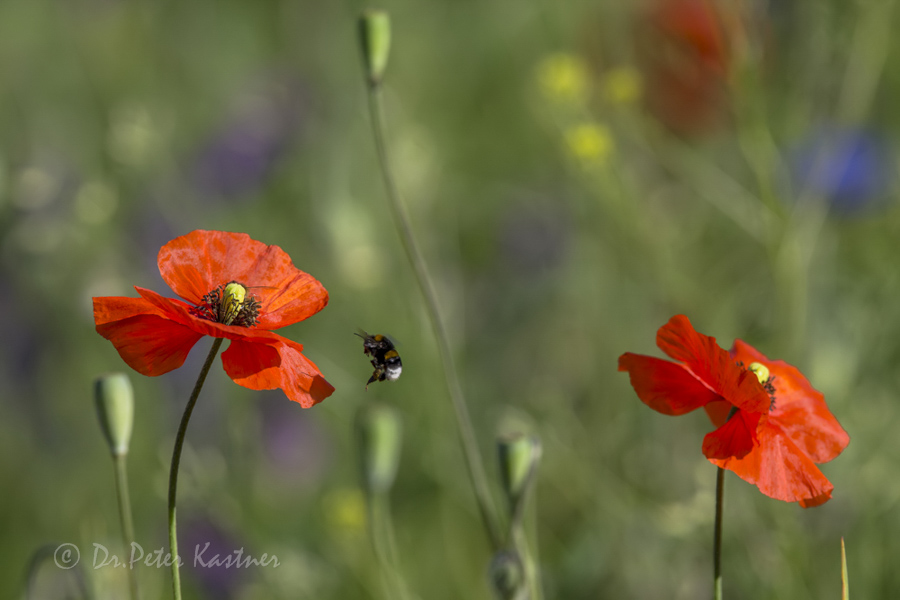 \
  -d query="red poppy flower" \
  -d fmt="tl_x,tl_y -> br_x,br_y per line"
618,315 -> 849,507
637,0 -> 732,134
93,230 -> 334,407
